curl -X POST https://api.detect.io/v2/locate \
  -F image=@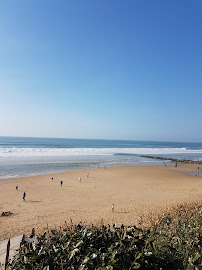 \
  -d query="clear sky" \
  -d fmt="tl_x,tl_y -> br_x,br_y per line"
0,0 -> 201,142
